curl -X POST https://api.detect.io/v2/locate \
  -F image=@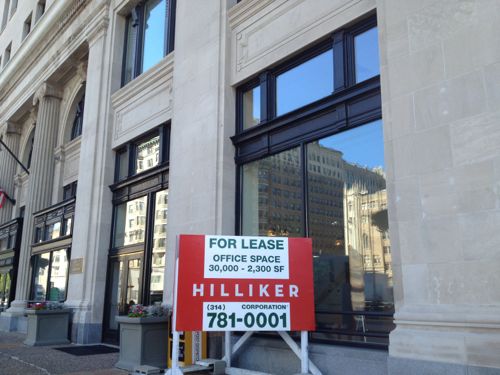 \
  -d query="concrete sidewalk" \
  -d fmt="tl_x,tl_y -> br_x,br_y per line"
0,331 -> 127,375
